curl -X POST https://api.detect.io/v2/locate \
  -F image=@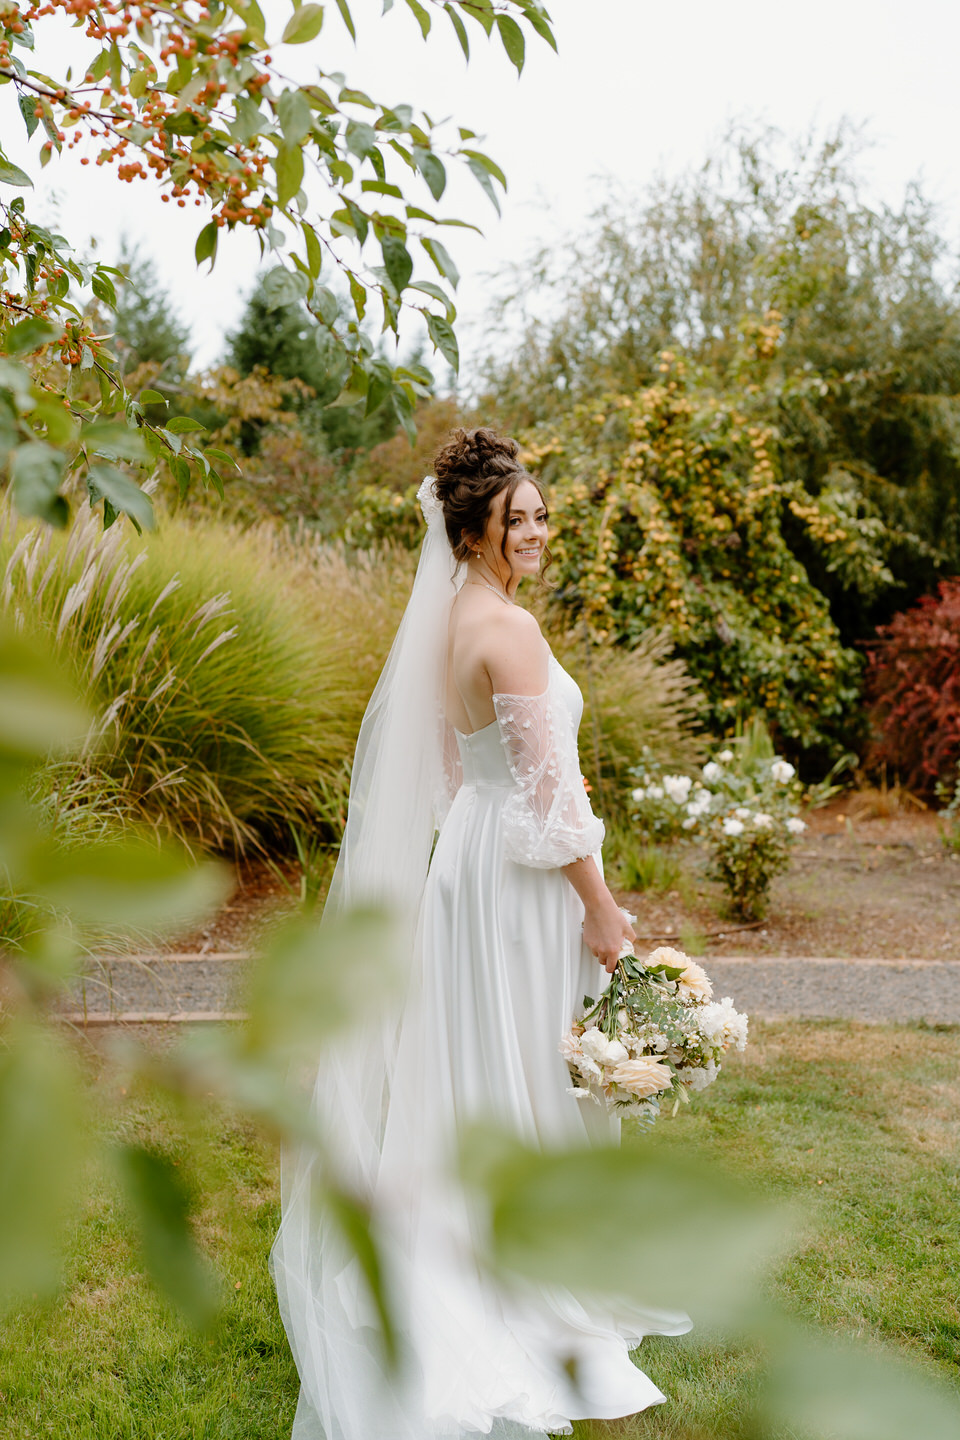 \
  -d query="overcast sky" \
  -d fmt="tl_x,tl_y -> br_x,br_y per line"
5,0 -> 959,378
